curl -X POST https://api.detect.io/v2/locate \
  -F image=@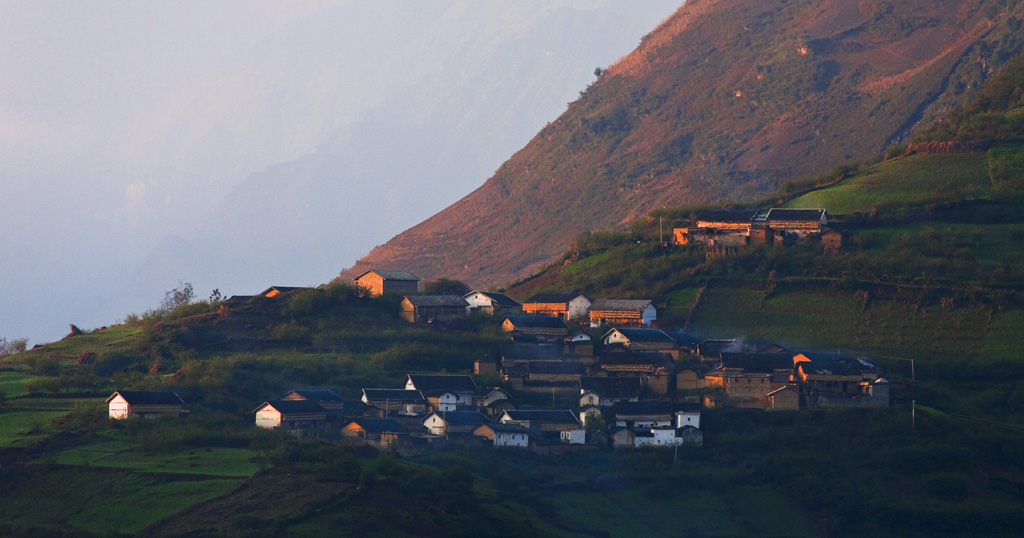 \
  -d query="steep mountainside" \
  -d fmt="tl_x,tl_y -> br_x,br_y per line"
340,0 -> 1024,287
